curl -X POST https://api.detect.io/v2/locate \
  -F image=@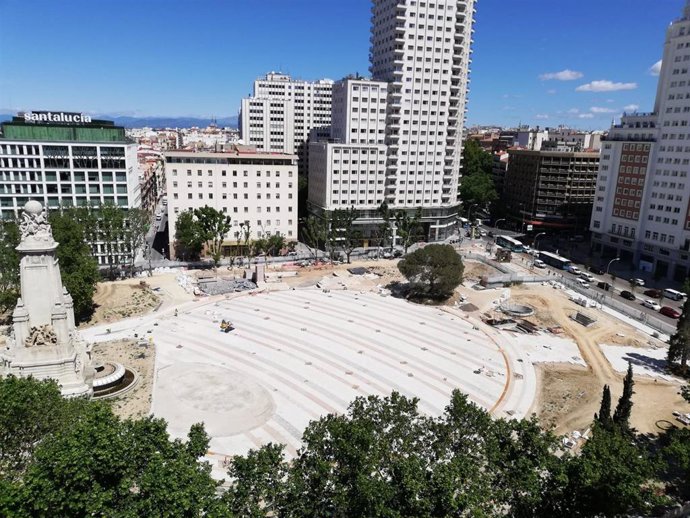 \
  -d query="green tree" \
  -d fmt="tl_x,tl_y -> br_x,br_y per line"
559,424 -> 660,517
0,218 -> 20,313
376,201 -> 393,251
223,443 -> 287,518
668,296 -> 690,373
595,384 -> 612,429
459,171 -> 498,209
194,205 -> 232,267
329,206 -> 361,264
49,210 -> 100,321
394,207 -> 423,254
0,376 -> 90,483
122,208 -> 150,274
301,215 -> 327,261
398,244 -> 464,300
461,138 -> 493,177
613,362 -> 635,431
174,209 -> 204,261
97,202 -> 126,279
265,233 -> 286,257
1,377 -> 222,518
